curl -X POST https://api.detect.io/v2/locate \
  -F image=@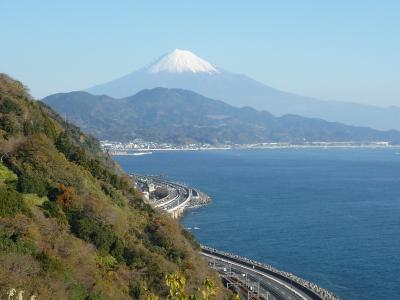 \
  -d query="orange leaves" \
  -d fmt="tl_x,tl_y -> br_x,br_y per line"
55,183 -> 76,210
